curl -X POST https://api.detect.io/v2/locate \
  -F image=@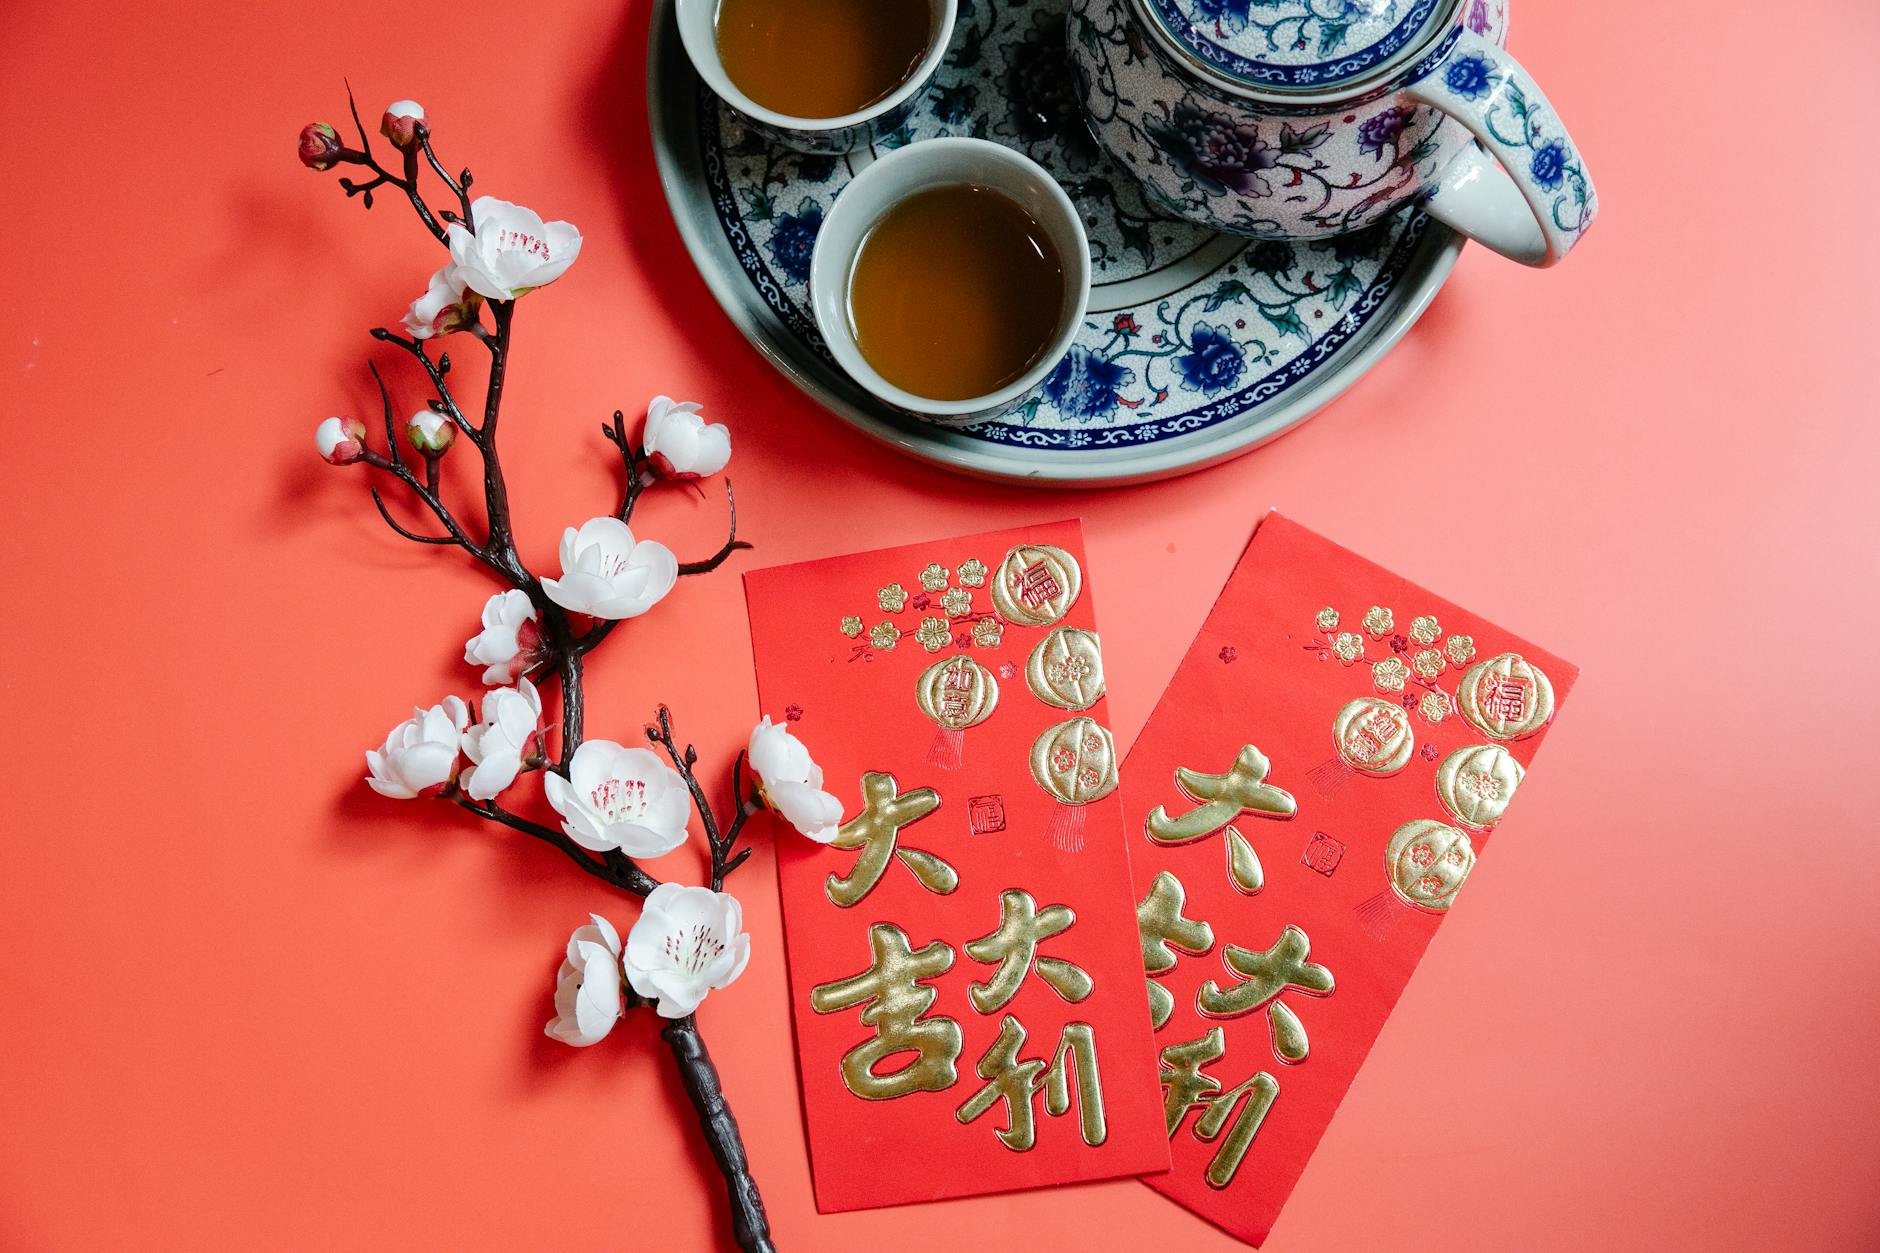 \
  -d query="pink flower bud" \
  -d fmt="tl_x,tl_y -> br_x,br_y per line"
380,100 -> 426,150
316,416 -> 367,465
298,122 -> 345,171
407,409 -> 455,455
